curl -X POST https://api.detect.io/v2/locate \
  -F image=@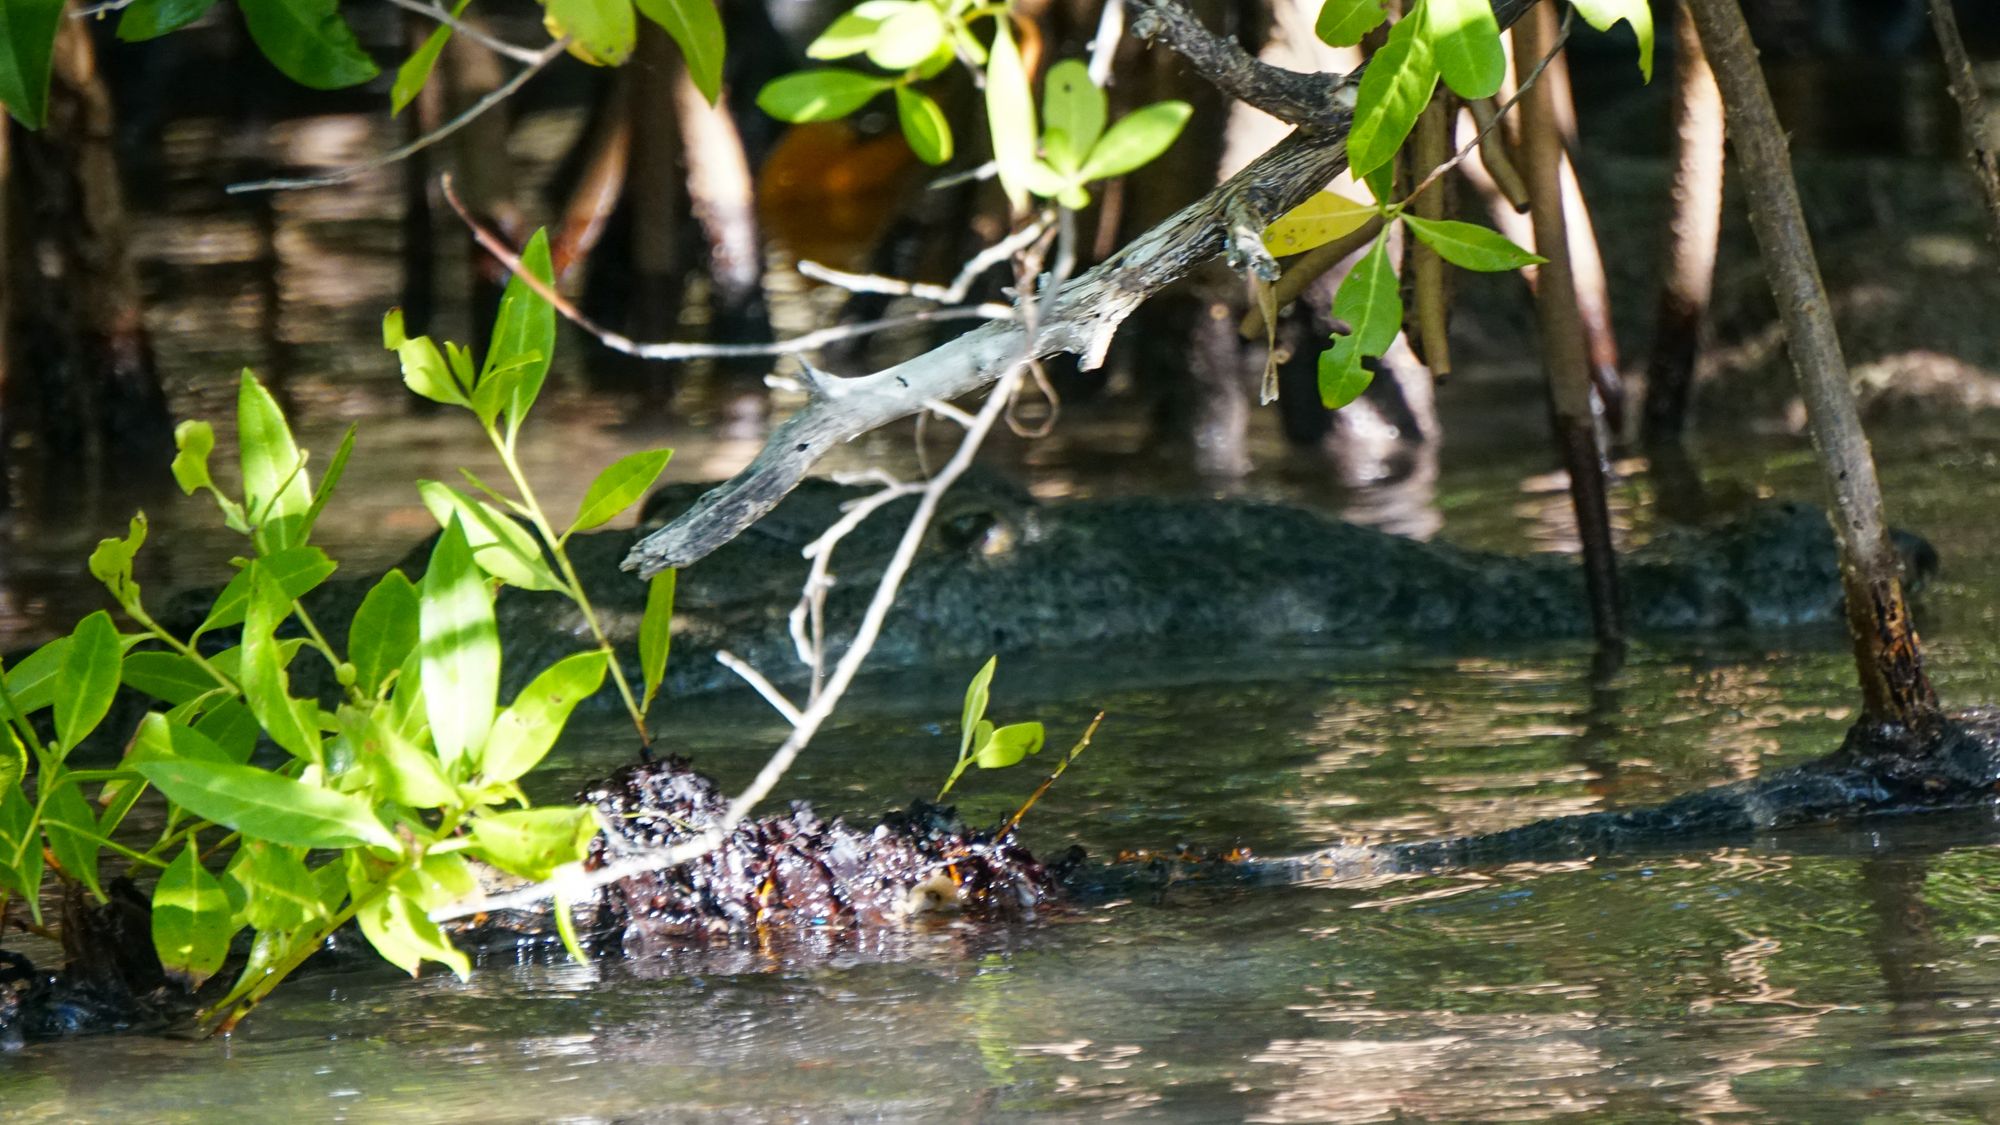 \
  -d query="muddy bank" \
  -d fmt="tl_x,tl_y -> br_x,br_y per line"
174,478 -> 1938,708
